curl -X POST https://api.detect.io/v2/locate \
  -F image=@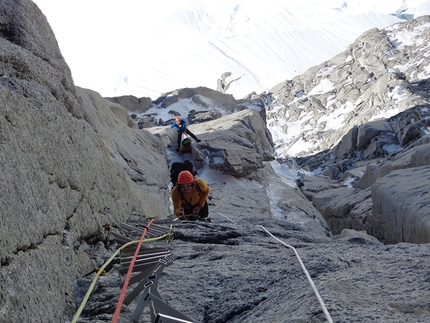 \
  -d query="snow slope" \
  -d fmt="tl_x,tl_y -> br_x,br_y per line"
32,0 -> 430,100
